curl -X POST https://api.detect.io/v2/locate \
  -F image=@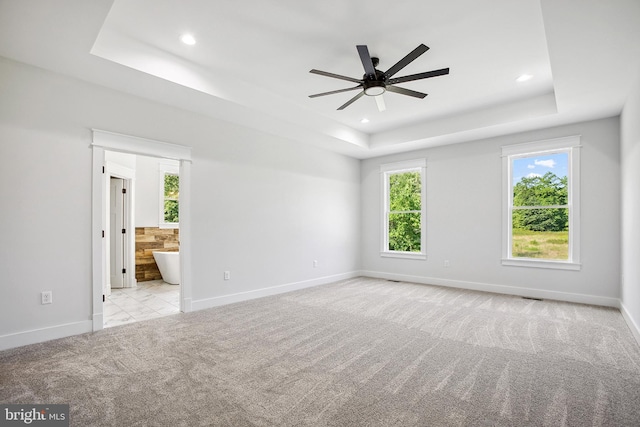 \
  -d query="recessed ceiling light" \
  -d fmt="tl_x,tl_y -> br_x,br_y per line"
516,74 -> 533,82
361,118 -> 370,123
180,34 -> 196,45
